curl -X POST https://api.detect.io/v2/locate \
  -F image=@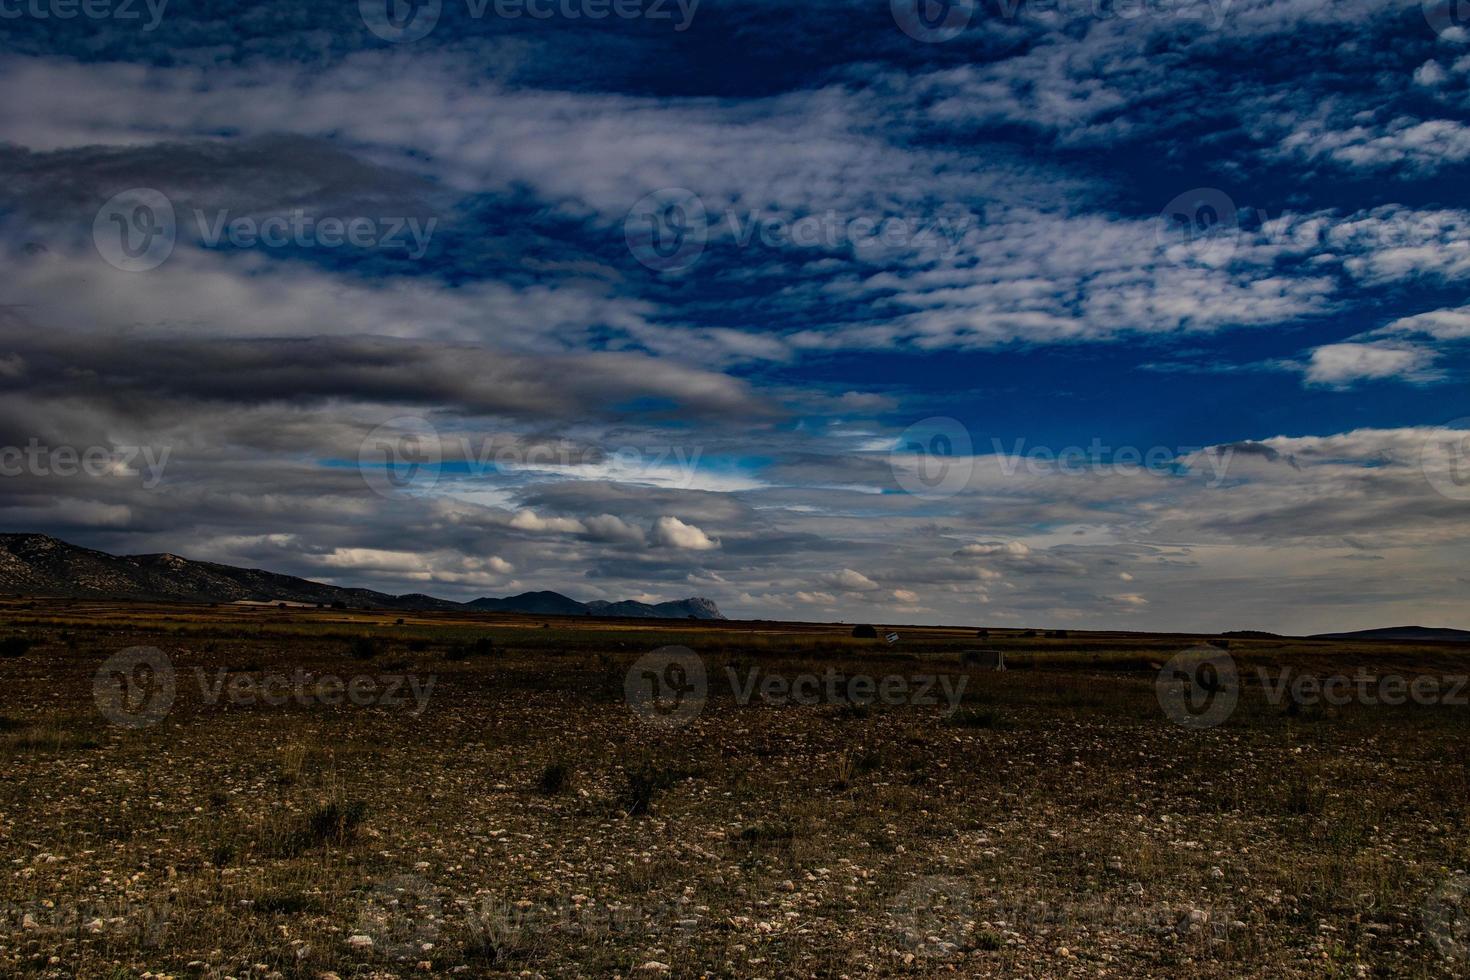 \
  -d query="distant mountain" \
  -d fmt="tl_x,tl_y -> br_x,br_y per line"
466,591 -> 592,617
0,534 -> 724,619
466,592 -> 723,620
1309,626 -> 1470,642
